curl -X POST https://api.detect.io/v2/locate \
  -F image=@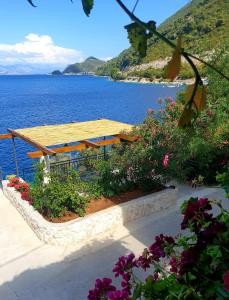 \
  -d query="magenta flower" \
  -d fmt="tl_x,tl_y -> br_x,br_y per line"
163,154 -> 169,168
112,253 -> 137,277
147,108 -> 154,115
137,248 -> 153,270
169,257 -> 180,273
179,247 -> 199,275
121,277 -> 131,295
148,234 -> 175,262
107,290 -> 130,300
167,97 -> 174,103
197,219 -> 225,246
224,270 -> 229,291
88,278 -> 116,300
181,198 -> 213,232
